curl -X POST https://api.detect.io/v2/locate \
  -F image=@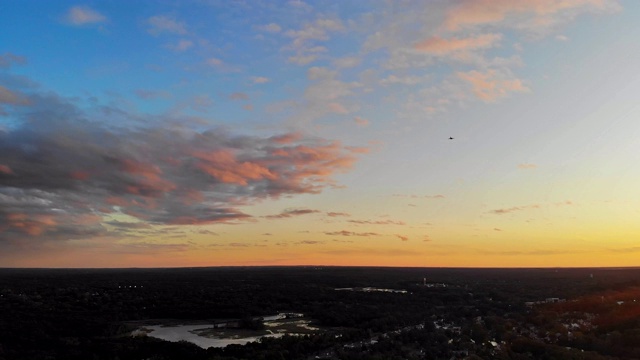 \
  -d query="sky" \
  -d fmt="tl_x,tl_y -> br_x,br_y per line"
1,0 -> 640,268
